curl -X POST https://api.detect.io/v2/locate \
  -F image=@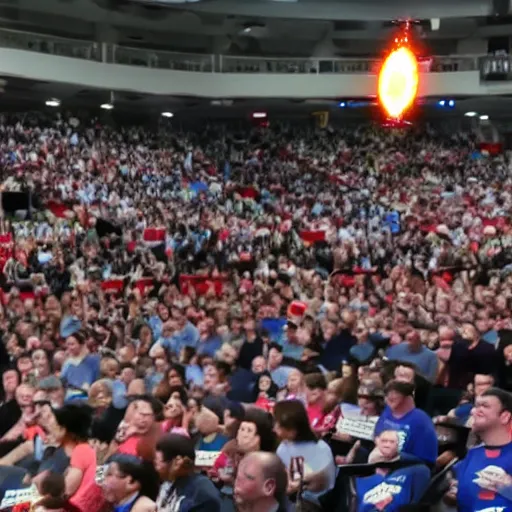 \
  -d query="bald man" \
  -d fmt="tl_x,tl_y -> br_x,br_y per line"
234,452 -> 288,512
